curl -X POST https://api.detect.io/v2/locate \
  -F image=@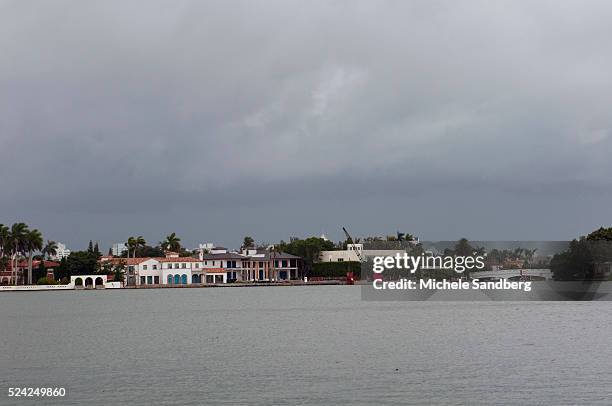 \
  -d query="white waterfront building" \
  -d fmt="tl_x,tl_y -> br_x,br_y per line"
101,251 -> 227,286
319,243 -> 363,262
